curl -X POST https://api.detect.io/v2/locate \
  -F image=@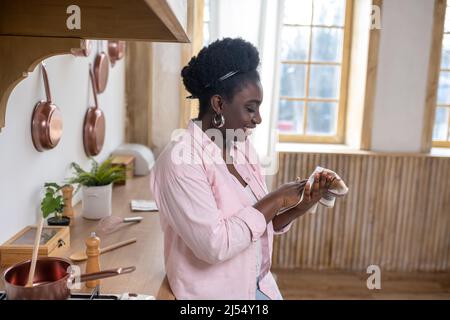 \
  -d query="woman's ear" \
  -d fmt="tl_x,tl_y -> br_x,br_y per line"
210,95 -> 224,114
